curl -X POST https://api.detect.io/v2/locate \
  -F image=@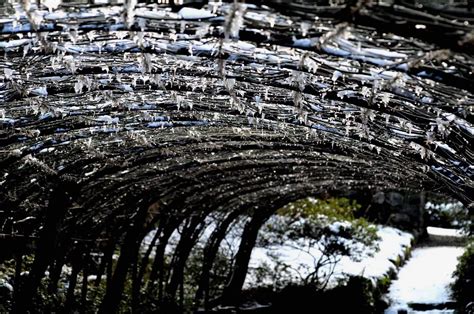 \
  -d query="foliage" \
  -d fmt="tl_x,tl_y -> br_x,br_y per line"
425,201 -> 471,232
326,276 -> 376,313
182,245 -> 233,311
253,197 -> 379,291
451,241 -> 474,311
377,274 -> 392,292
277,197 -> 362,221
270,276 -> 380,314
0,254 -> 119,313
0,255 -> 69,313
0,258 -> 15,313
